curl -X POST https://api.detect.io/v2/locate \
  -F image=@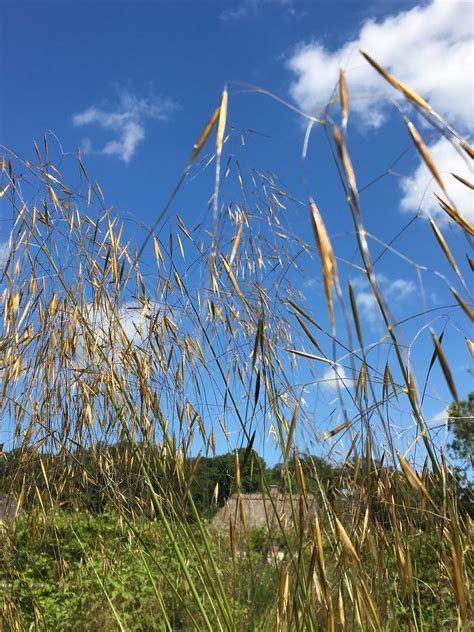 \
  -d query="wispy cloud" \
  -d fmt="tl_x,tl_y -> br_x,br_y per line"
220,5 -> 247,21
220,0 -> 299,22
351,274 -> 415,324
286,0 -> 473,131
73,89 -> 175,163
286,1 -> 473,226
321,364 -> 355,392
73,300 -> 172,371
426,407 -> 449,430
0,241 -> 11,272
86,301 -> 169,349
426,406 -> 452,446
400,135 -> 474,222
